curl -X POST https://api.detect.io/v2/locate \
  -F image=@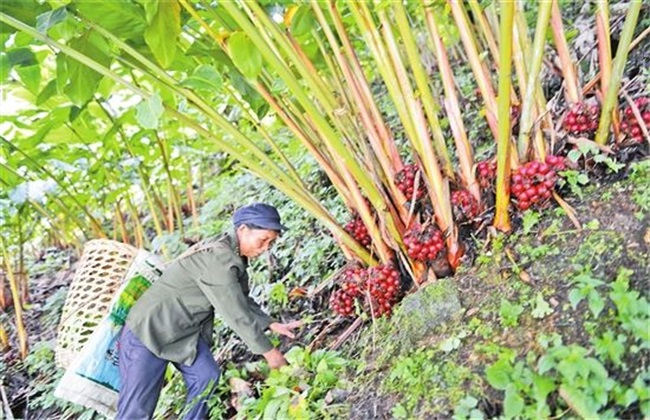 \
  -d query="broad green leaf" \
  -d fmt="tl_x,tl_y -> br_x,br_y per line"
557,358 -> 578,381
144,0 -> 180,68
229,32 -> 263,81
15,64 -> 41,95
64,31 -> 111,106
537,355 -> 555,374
485,359 -> 512,390
56,53 -> 68,93
136,93 -> 163,129
504,385 -> 524,419
36,7 -> 67,34
74,0 -> 146,40
183,65 -> 223,92
568,288 -> 584,309
290,6 -> 316,38
532,374 -> 555,403
7,48 -> 37,67
0,0 -> 49,33
587,290 -> 604,317
36,79 -> 57,105
140,0 -> 159,23
0,53 -> 9,82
